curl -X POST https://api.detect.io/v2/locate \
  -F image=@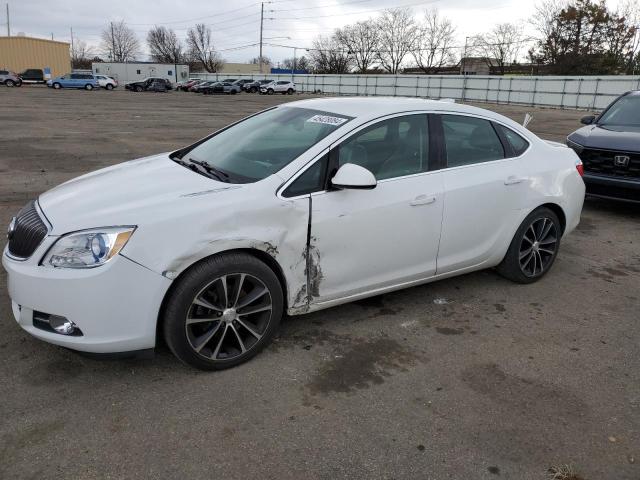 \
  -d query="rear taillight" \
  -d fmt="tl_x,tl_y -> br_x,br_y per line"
576,161 -> 584,177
